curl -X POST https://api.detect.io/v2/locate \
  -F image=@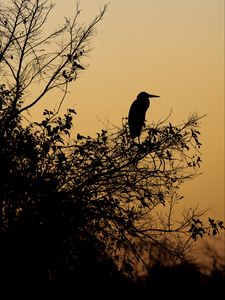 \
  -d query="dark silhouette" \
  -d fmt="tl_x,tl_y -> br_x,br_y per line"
128,91 -> 160,139
1,1 -> 224,295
